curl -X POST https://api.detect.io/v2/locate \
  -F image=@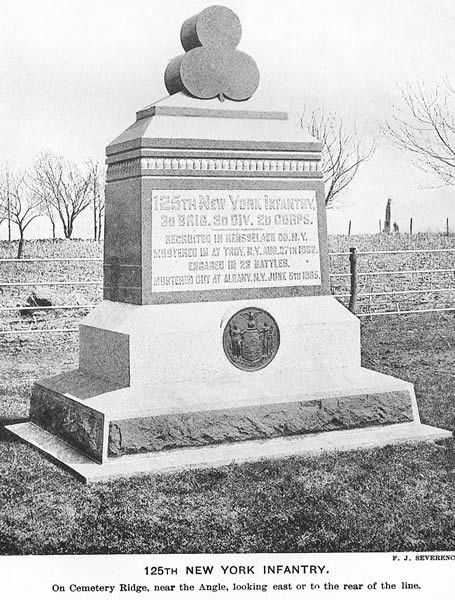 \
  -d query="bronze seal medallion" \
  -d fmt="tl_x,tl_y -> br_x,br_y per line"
223,307 -> 280,371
